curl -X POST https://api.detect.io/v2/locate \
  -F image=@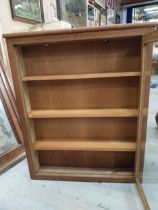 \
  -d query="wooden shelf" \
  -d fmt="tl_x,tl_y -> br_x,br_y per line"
33,140 -> 136,152
28,109 -> 139,119
22,72 -> 141,81
37,167 -> 134,182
